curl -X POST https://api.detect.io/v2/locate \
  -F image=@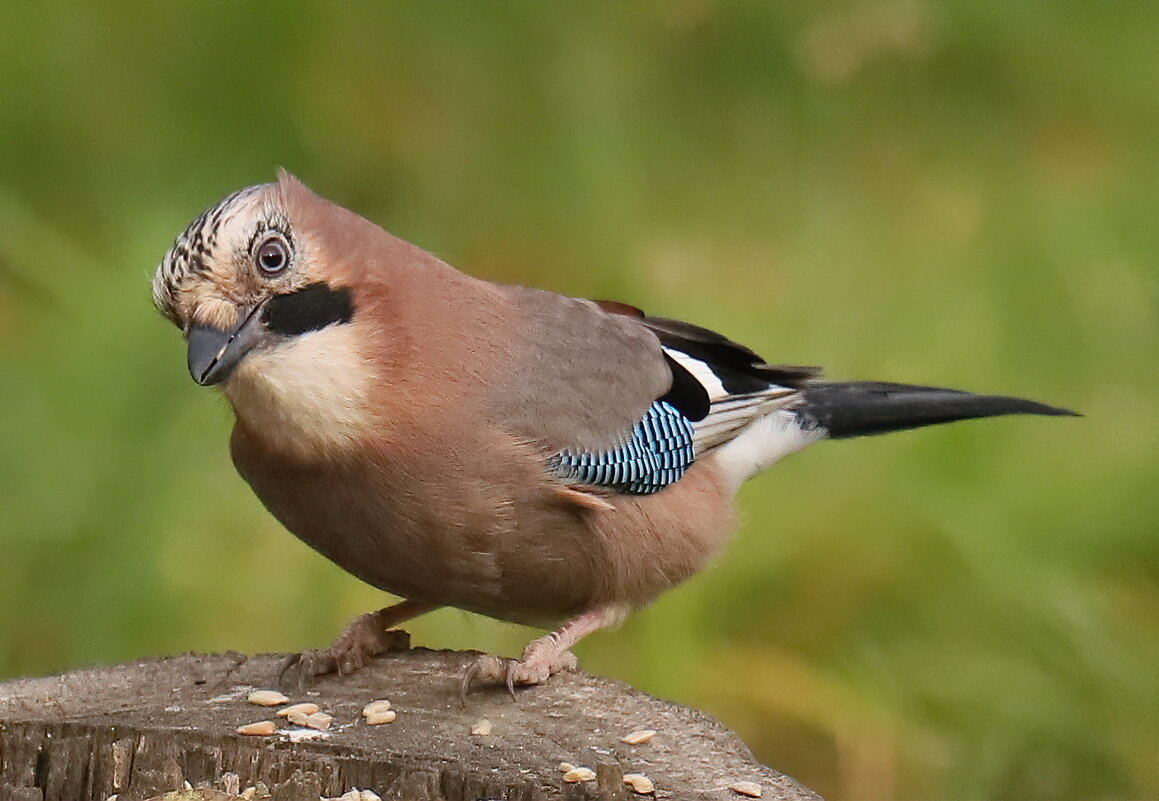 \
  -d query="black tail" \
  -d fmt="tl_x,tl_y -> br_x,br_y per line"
800,382 -> 1079,439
